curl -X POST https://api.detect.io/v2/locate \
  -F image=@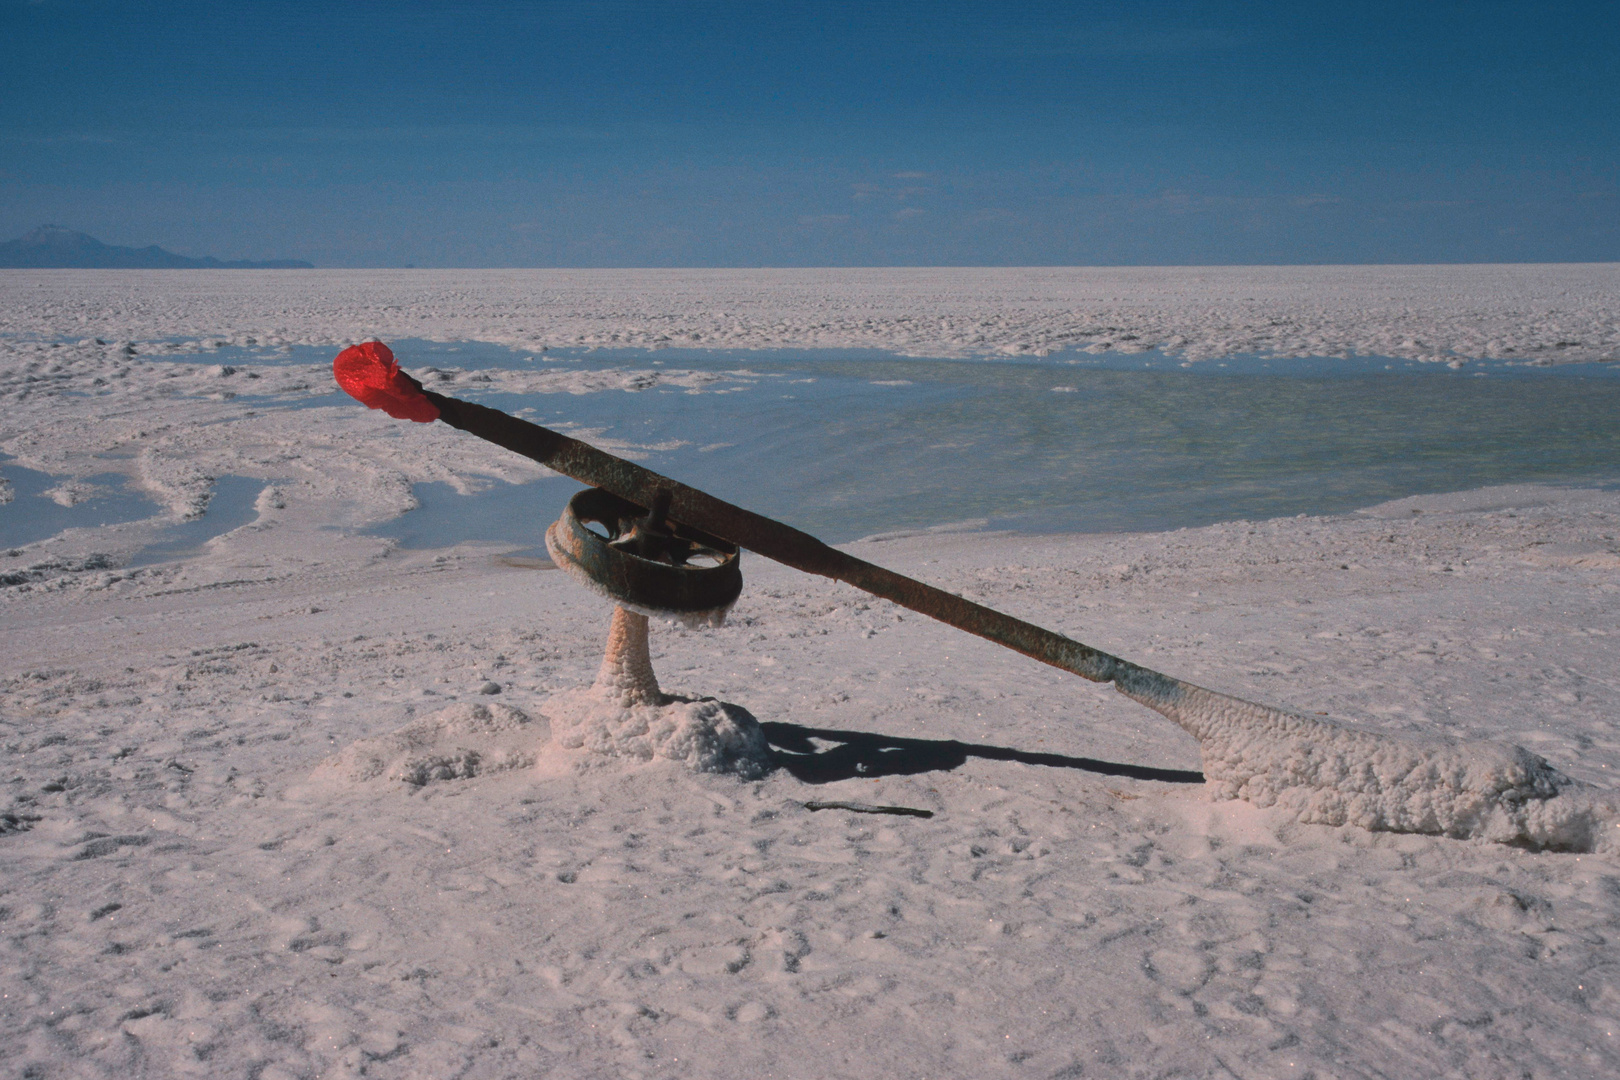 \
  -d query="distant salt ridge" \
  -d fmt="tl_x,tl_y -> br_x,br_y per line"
2,264 -> 1618,365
